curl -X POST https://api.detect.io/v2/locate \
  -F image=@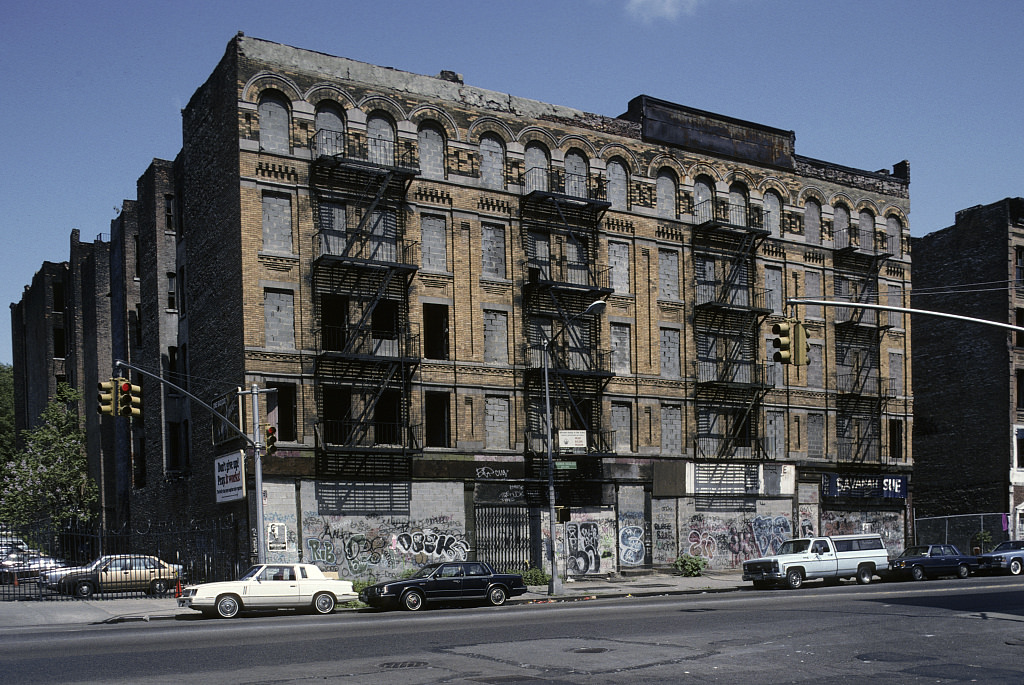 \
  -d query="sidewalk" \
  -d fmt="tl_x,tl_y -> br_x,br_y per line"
0,571 -> 746,628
